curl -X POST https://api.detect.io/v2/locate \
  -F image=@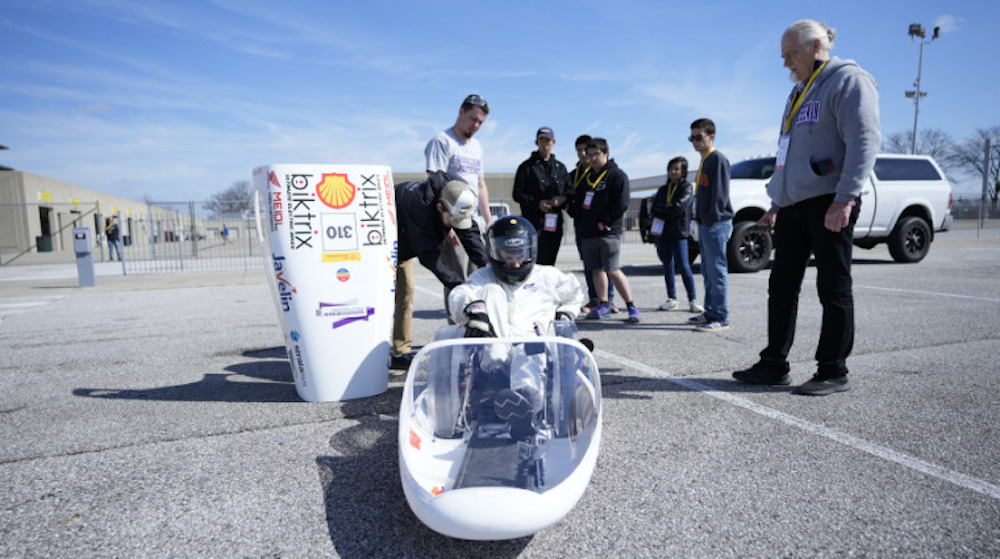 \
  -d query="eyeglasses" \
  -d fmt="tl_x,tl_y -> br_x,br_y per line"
688,133 -> 708,142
